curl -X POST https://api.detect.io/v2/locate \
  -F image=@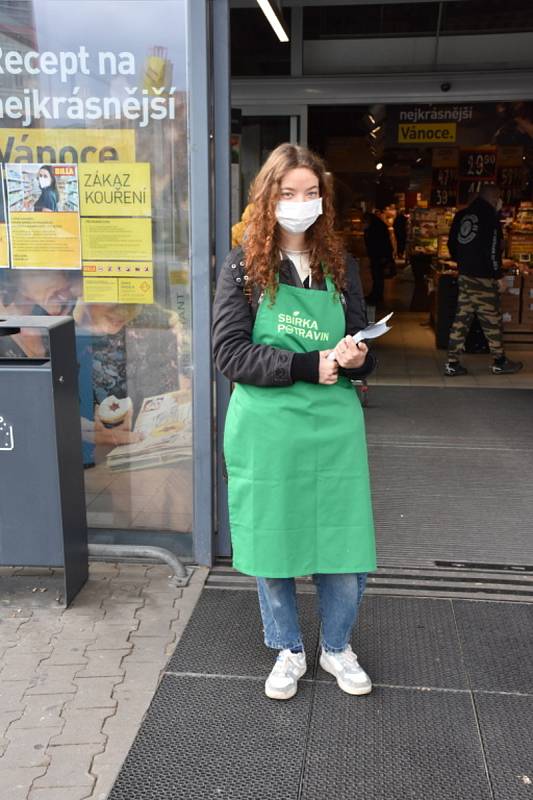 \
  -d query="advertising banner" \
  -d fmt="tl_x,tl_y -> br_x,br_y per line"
6,163 -> 82,270
0,128 -> 136,164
